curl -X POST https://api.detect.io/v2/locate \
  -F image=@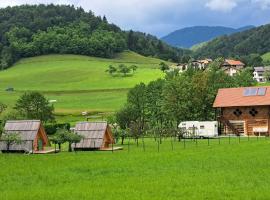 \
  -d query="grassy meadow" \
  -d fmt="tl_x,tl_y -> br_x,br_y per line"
1,137 -> 270,200
0,51 -> 166,121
